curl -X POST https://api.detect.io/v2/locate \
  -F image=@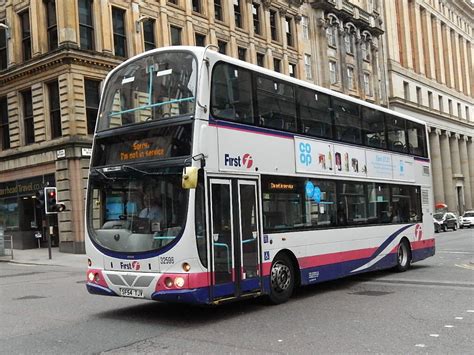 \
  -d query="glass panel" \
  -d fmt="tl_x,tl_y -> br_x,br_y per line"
333,98 -> 361,144
195,175 -> 207,267
386,115 -> 407,153
391,186 -> 420,223
211,63 -> 254,123
367,183 -> 390,223
88,168 -> 187,253
337,182 -> 367,225
99,51 -> 197,131
239,184 -> 258,279
212,183 -> 233,285
257,76 -> 297,132
406,121 -> 427,157
298,88 -> 332,138
362,107 -> 386,148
